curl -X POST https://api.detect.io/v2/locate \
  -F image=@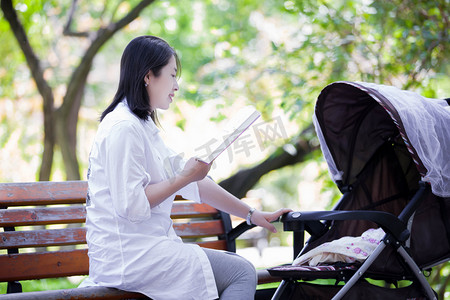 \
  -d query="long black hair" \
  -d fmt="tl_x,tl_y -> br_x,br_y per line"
100,36 -> 181,123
